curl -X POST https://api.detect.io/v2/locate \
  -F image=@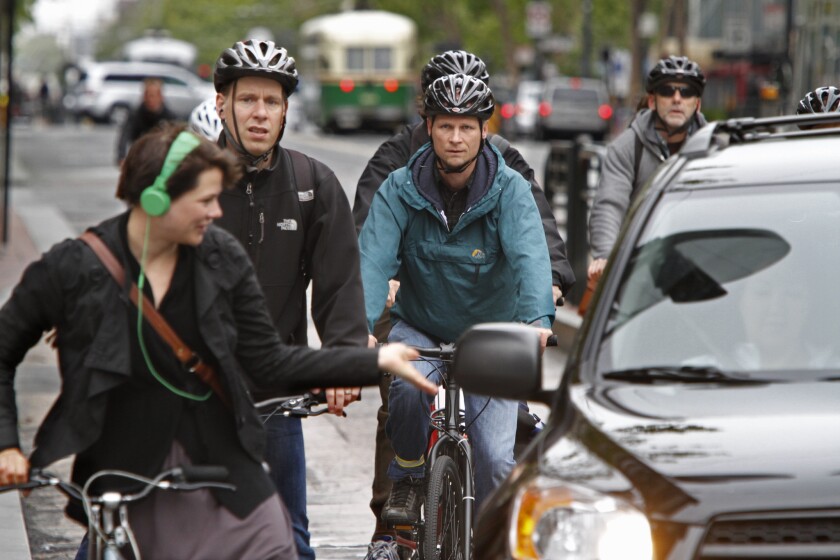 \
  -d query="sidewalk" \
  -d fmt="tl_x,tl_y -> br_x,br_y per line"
0,209 -> 42,560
